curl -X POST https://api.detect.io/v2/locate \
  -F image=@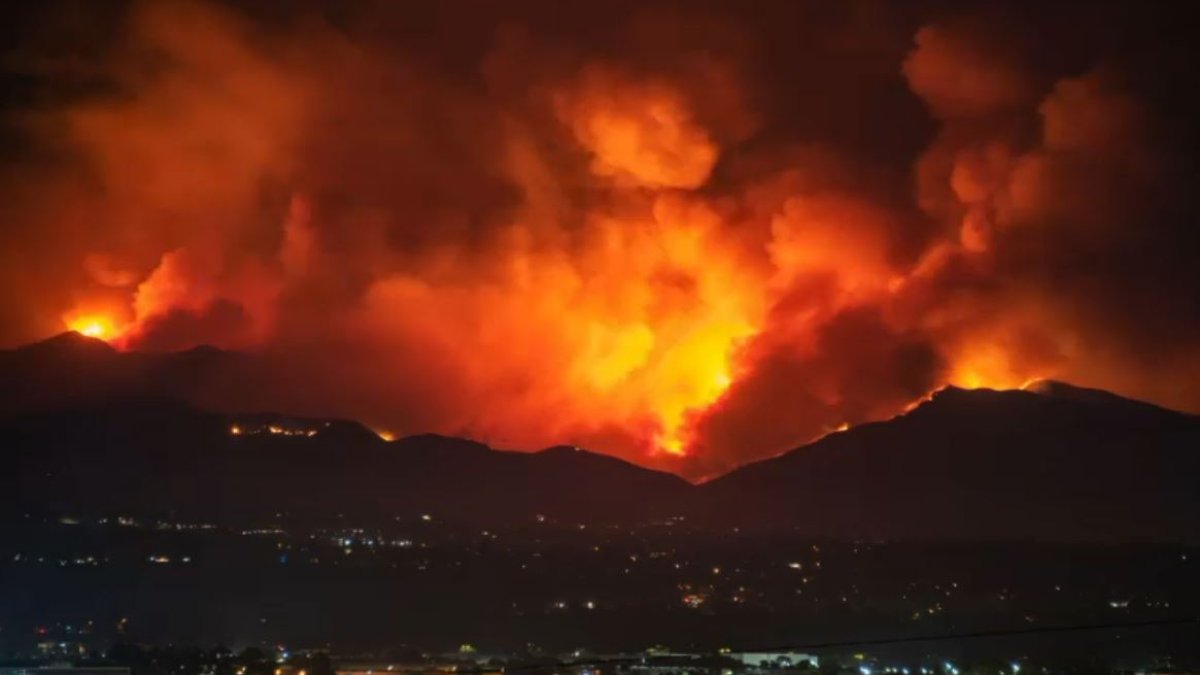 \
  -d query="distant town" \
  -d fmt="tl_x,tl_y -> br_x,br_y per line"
3,512 -> 1196,674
